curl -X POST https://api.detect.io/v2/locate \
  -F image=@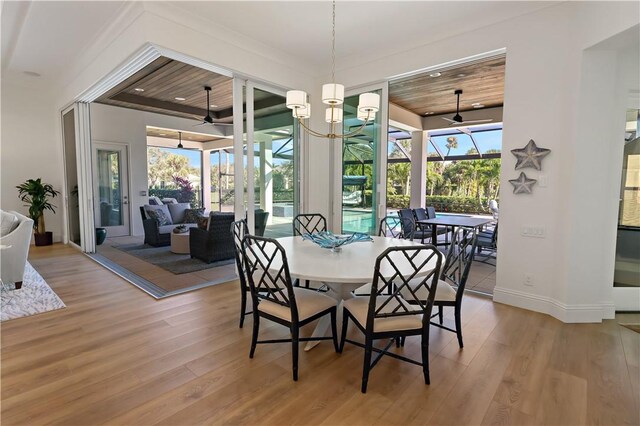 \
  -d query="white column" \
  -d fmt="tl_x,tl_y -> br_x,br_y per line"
258,135 -> 273,224
202,149 -> 212,211
410,130 -> 427,209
